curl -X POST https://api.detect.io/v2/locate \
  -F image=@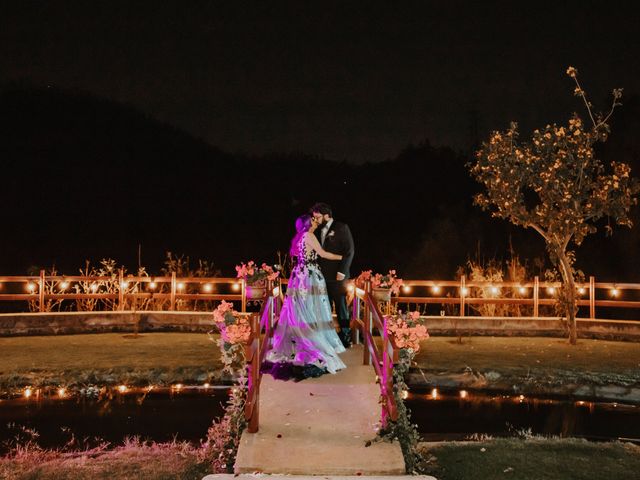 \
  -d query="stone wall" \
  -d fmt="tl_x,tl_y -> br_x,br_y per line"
422,315 -> 640,341
1,312 -> 639,340
0,311 -> 216,336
